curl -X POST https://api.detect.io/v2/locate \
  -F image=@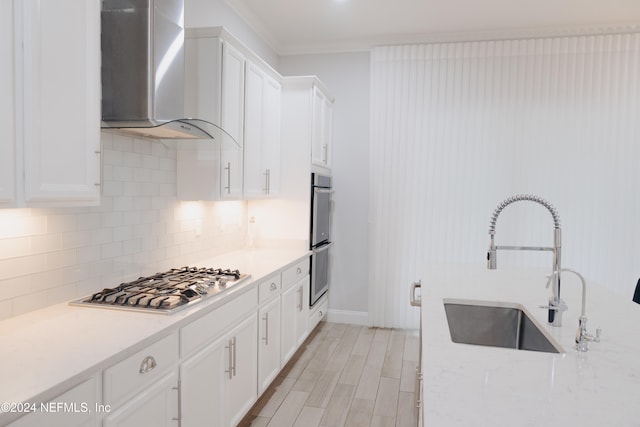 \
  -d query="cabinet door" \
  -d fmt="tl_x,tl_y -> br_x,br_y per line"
21,0 -> 101,206
244,62 -> 281,198
180,336 -> 226,427
8,376 -> 99,427
227,313 -> 258,427
258,297 -> 281,393
282,277 -> 310,365
220,42 -> 244,199
281,284 -> 297,365
243,62 -> 266,197
103,371 -> 179,427
311,86 -> 332,168
103,371 -> 178,427
295,277 -> 310,347
262,74 -> 281,196
0,0 -> 15,206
